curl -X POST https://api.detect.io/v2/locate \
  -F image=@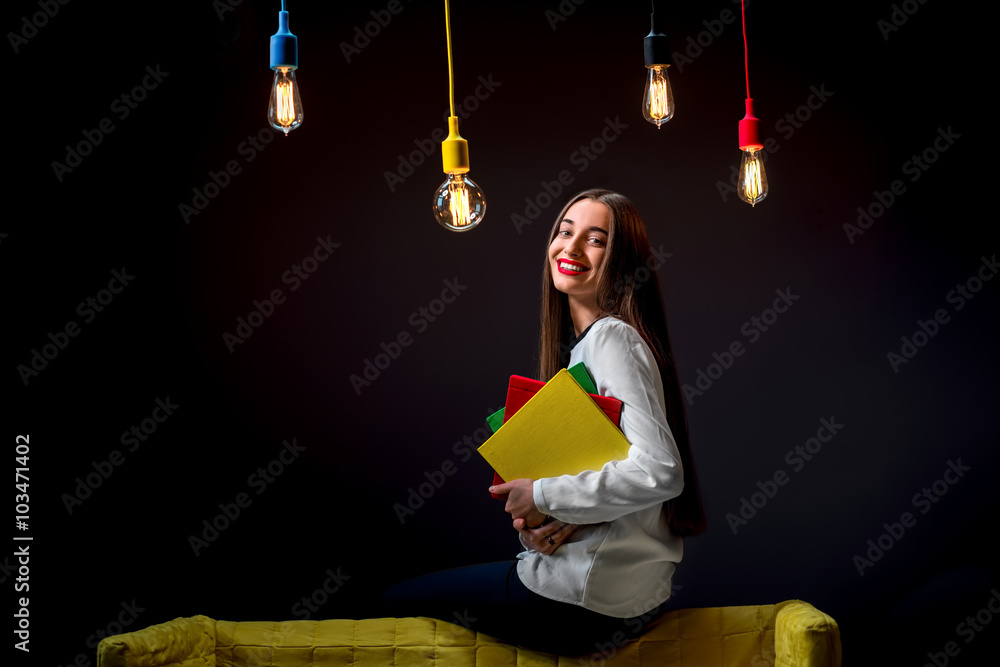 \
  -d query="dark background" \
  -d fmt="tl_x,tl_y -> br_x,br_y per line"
5,0 -> 996,665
